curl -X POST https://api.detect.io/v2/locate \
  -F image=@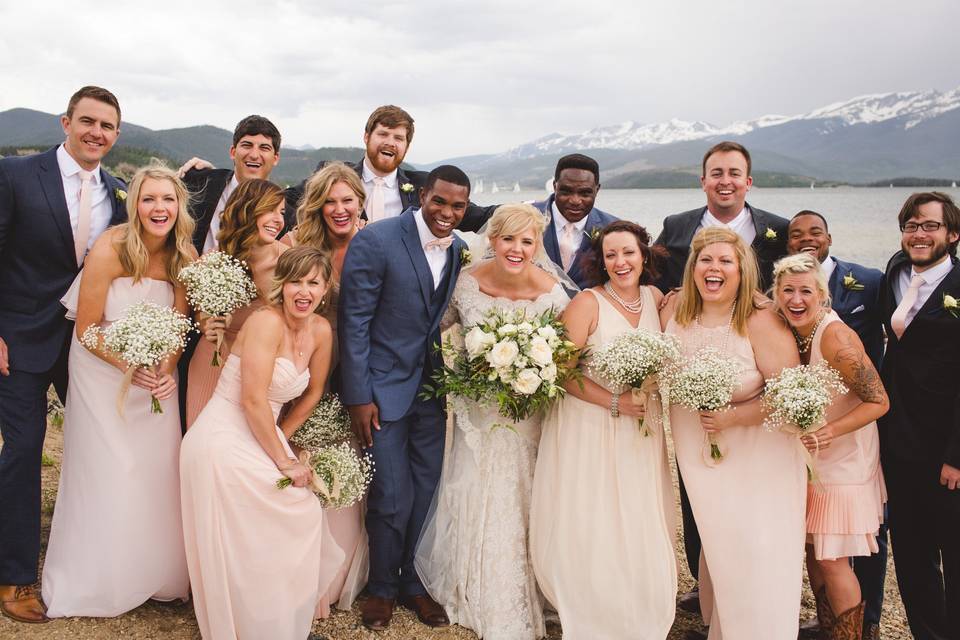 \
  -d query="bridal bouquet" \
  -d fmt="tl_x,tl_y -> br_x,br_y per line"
81,301 -> 195,415
423,306 -> 581,422
762,362 -> 847,435
663,348 -> 741,462
289,393 -> 353,450
178,251 -> 259,366
276,442 -> 374,509
589,329 -> 680,436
